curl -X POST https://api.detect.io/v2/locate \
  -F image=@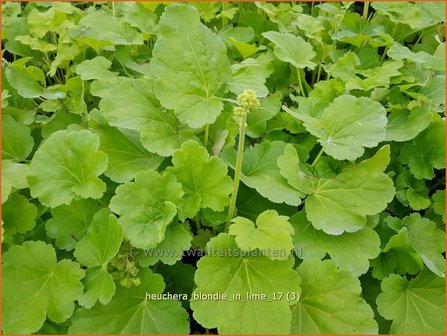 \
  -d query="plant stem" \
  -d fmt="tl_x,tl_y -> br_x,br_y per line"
311,147 -> 324,167
415,33 -> 423,45
65,67 -> 72,81
195,214 -> 201,232
222,1 -> 229,26
391,22 -> 398,40
42,53 -> 51,69
380,46 -> 388,62
316,63 -> 323,83
311,66 -> 317,85
57,68 -> 65,83
369,12 -> 378,23
225,114 -> 247,231
296,68 -> 306,96
80,107 -> 89,127
362,1 -> 369,20
111,2 -> 116,18
204,123 -> 209,150
436,24 -> 443,42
